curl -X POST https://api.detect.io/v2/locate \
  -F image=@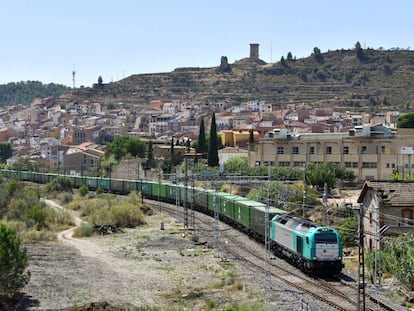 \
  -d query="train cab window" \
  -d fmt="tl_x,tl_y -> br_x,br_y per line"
315,234 -> 337,244
306,237 -> 309,244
